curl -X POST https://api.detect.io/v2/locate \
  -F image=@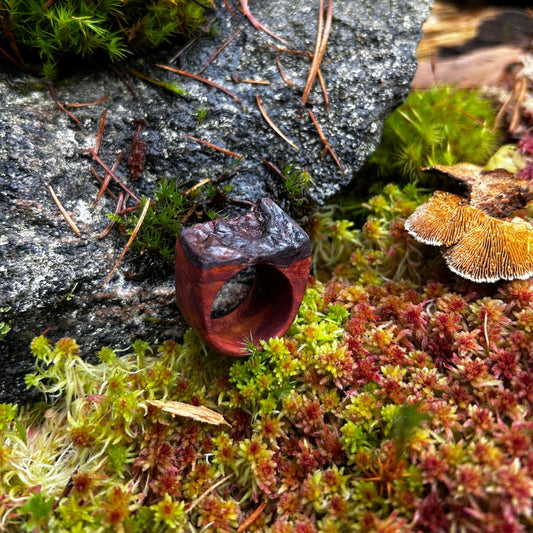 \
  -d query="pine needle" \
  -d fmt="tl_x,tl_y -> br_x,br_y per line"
256,94 -> 299,151
240,0 -> 287,43
182,134 -> 244,159
307,107 -> 344,175
97,198 -> 150,287
48,185 -> 81,237
156,63 -> 242,105
302,0 -> 333,107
